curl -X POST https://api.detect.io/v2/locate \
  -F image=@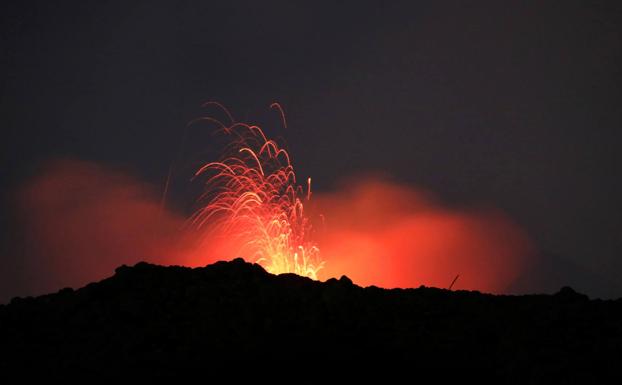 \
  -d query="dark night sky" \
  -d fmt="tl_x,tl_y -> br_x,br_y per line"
1,1 -> 621,297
